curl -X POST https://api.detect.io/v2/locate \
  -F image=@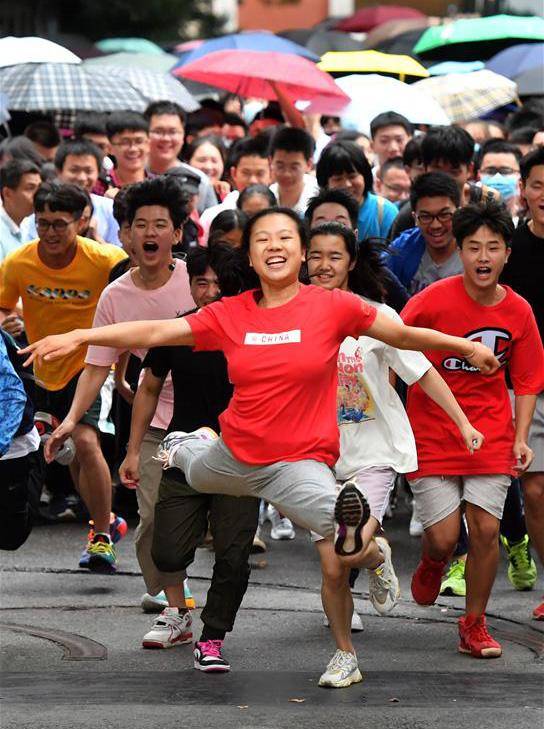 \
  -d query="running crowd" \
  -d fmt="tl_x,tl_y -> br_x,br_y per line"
1,96 -> 544,688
